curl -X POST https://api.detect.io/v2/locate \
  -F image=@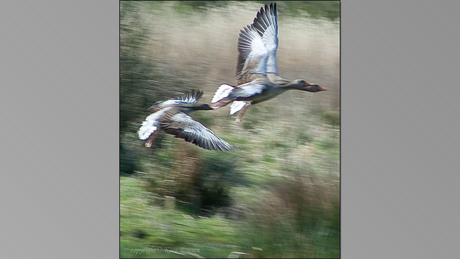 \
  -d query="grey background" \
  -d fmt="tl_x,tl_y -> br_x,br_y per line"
343,1 -> 459,258
0,0 -> 458,258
